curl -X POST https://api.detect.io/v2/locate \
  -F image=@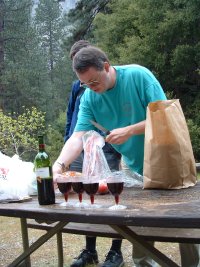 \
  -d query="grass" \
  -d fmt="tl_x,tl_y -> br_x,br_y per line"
0,216 -> 181,267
